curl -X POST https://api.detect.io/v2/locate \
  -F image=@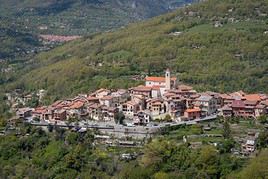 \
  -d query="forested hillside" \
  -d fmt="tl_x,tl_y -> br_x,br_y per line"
5,0 -> 268,101
0,123 -> 267,178
0,0 -> 194,35
0,24 -> 41,60
0,0 -> 193,62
